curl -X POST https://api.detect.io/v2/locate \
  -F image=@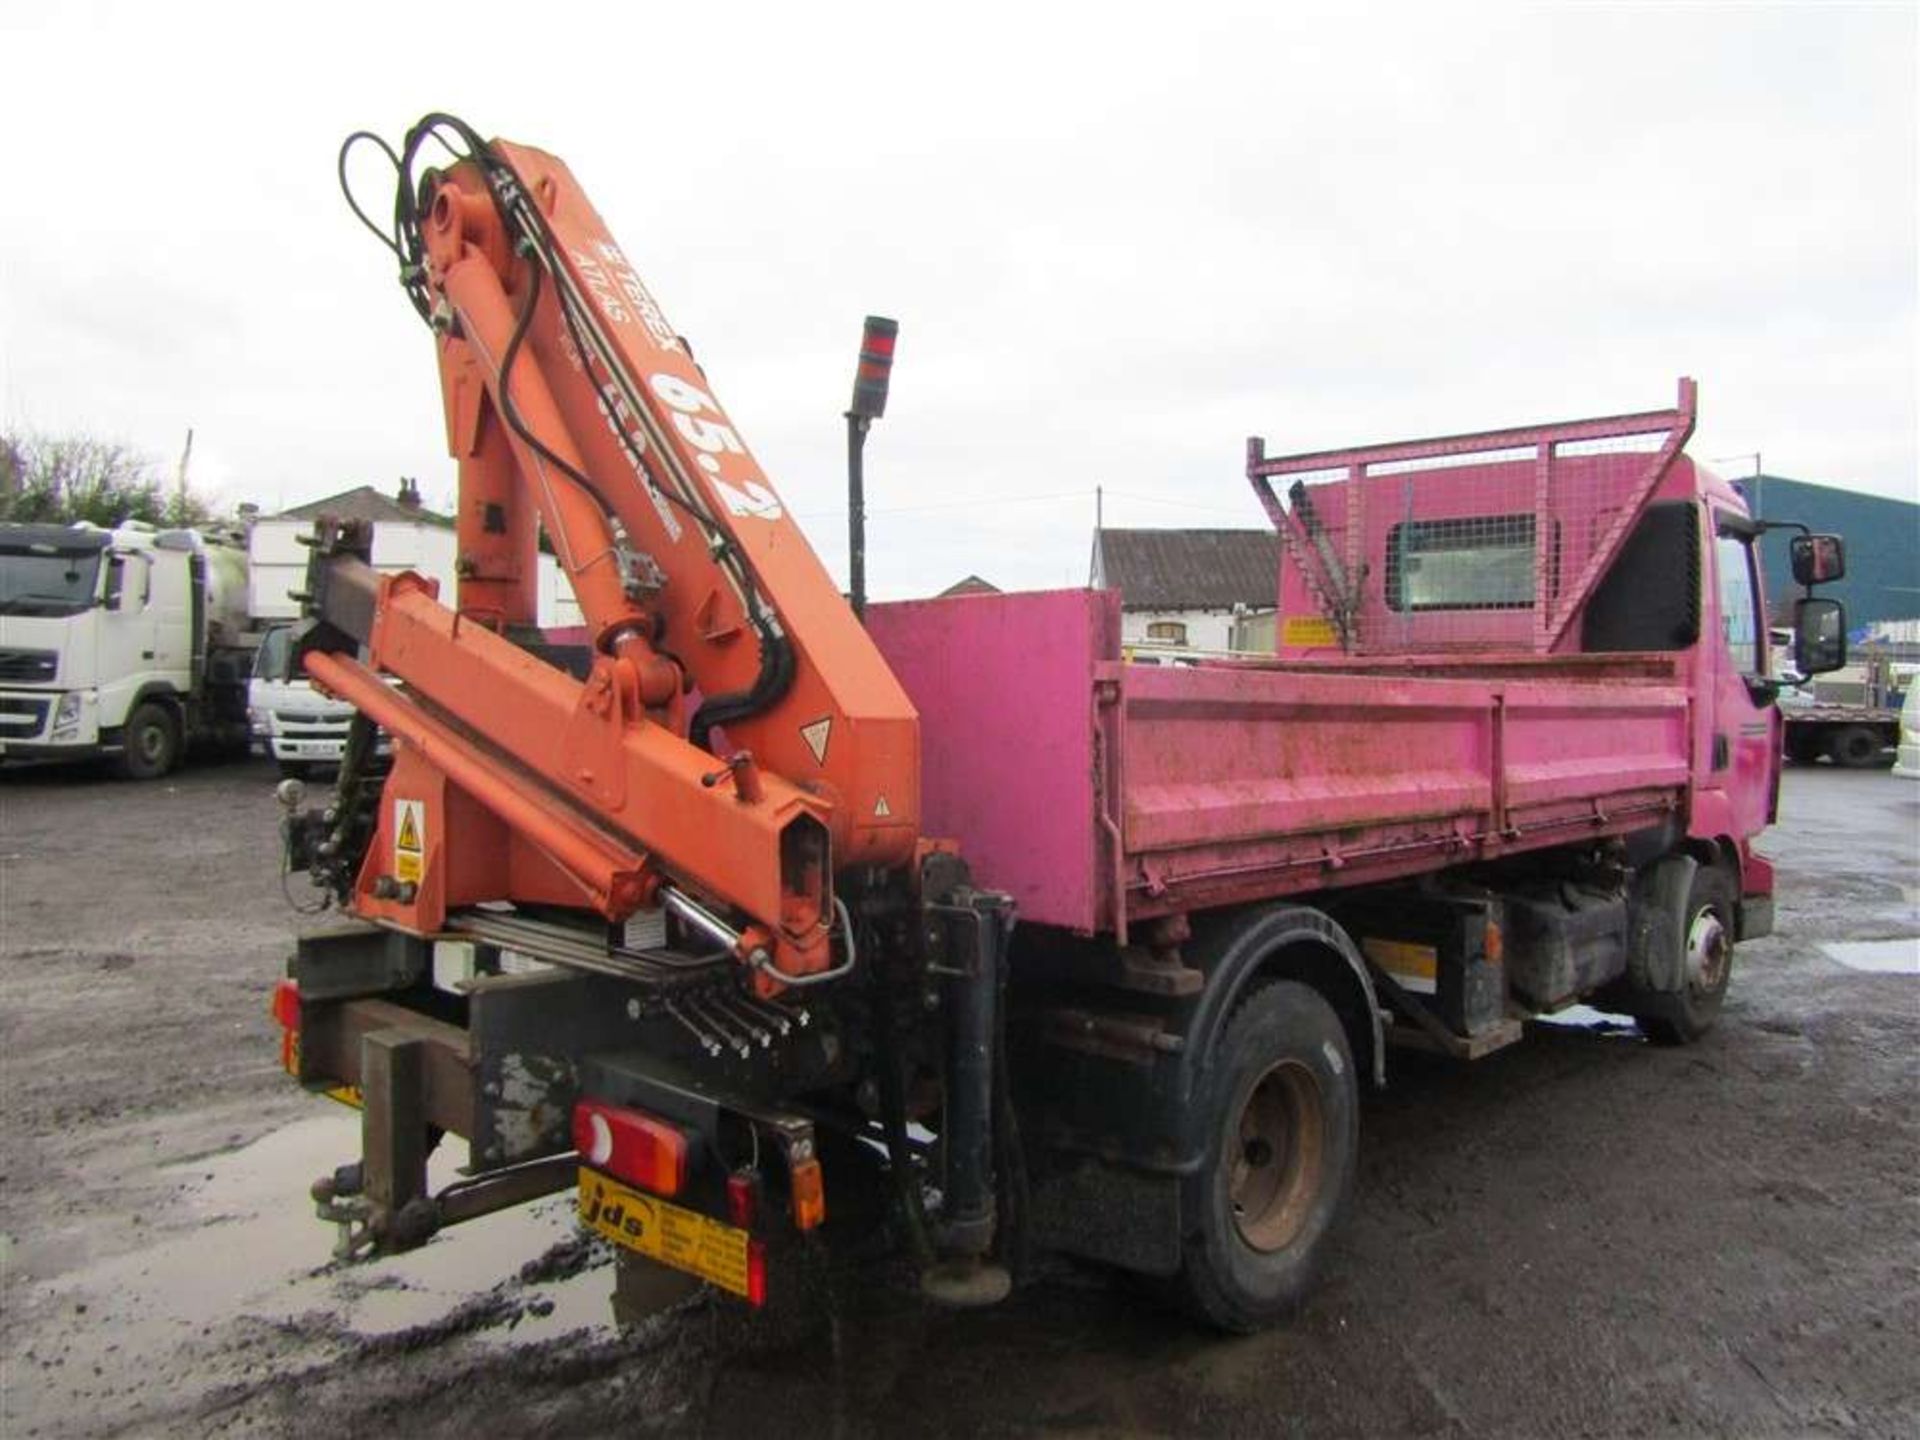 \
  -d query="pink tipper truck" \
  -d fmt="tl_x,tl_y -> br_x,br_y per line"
279,173 -> 1850,1338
